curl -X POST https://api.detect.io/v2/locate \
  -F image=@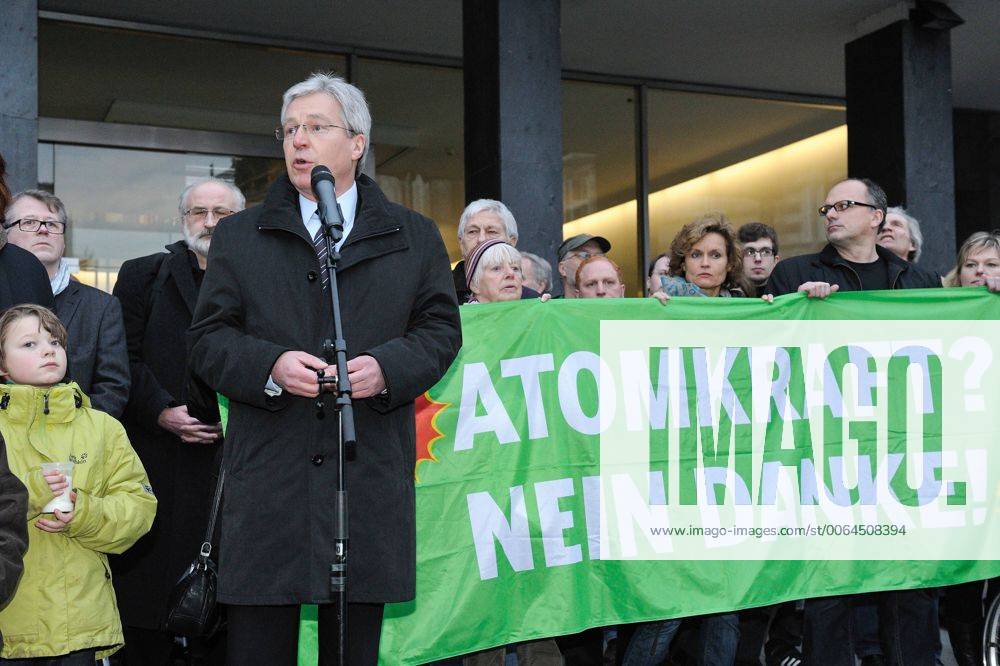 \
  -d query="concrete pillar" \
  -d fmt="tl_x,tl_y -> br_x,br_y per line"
463,0 -> 563,276
0,0 -> 38,196
845,4 -> 962,273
